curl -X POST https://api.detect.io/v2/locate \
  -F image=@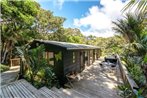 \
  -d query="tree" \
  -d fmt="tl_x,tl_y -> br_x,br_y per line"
34,8 -> 65,35
113,13 -> 144,43
1,0 -> 66,64
1,0 -> 39,64
112,13 -> 146,56
63,28 -> 86,43
113,13 -> 147,94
